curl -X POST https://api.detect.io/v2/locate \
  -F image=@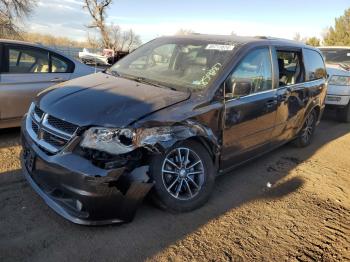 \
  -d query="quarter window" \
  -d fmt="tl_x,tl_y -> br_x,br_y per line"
51,55 -> 69,73
229,48 -> 272,95
303,49 -> 326,81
